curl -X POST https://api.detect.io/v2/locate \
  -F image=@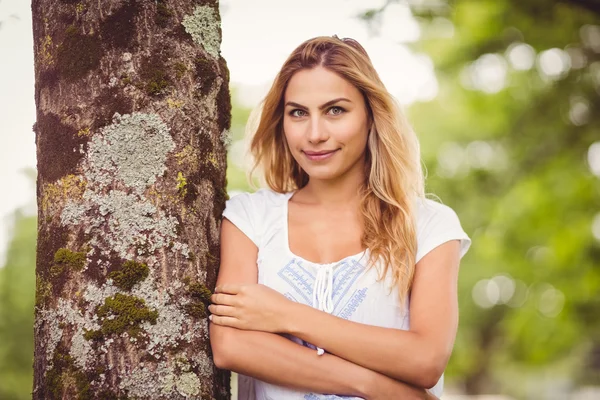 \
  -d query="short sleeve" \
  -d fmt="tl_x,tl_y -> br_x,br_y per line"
415,199 -> 471,264
222,192 -> 260,246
